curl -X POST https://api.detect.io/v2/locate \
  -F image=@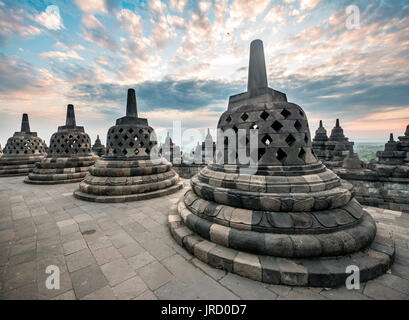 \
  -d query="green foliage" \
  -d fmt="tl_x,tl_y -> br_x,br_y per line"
355,143 -> 384,163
